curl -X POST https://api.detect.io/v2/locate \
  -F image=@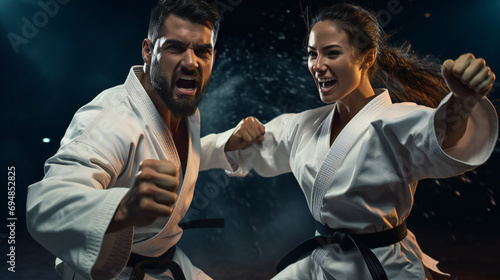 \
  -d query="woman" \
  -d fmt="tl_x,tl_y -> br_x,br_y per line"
201,3 -> 497,280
